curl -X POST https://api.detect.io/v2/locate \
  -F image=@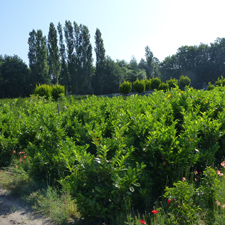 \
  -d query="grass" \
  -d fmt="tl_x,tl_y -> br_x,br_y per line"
0,165 -> 81,225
